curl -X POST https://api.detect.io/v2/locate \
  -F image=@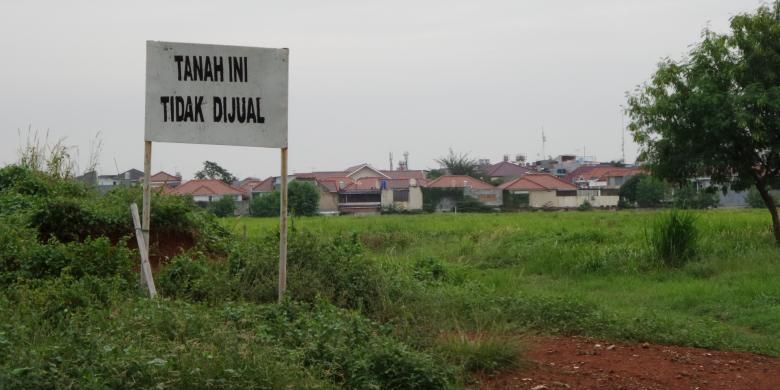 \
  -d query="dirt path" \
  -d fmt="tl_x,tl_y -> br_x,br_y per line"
474,336 -> 780,389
